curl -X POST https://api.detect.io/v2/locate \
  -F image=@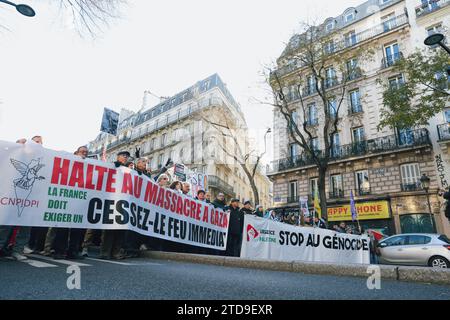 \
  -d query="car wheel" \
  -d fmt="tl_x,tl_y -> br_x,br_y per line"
428,256 -> 450,269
